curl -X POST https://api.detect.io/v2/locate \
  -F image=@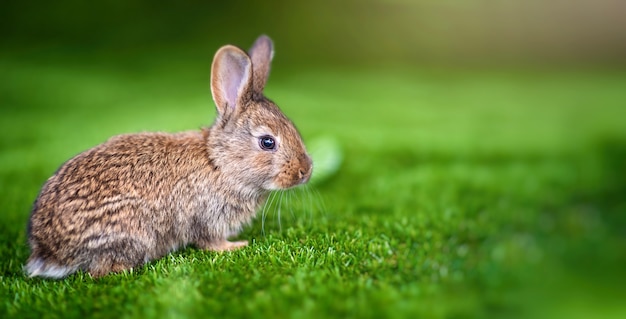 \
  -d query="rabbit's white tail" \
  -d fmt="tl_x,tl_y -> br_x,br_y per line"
24,257 -> 75,279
